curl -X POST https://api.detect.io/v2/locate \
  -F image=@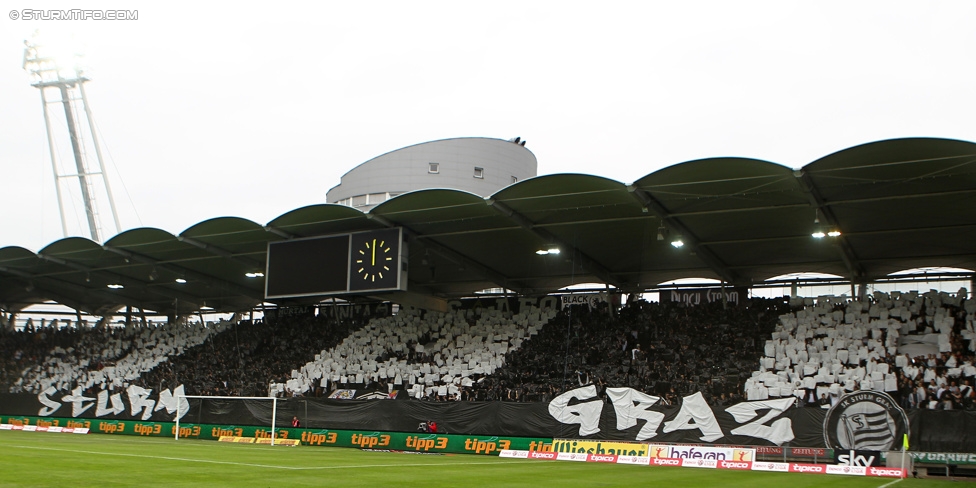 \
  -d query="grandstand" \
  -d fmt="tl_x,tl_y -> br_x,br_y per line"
3,137 -> 976,480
